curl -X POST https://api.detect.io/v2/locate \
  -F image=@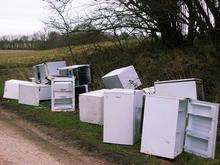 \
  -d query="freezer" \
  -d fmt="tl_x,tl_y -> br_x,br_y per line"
3,80 -> 34,100
154,78 -> 204,100
141,95 -> 219,159
79,89 -> 107,125
102,65 -> 142,89
103,89 -> 144,145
